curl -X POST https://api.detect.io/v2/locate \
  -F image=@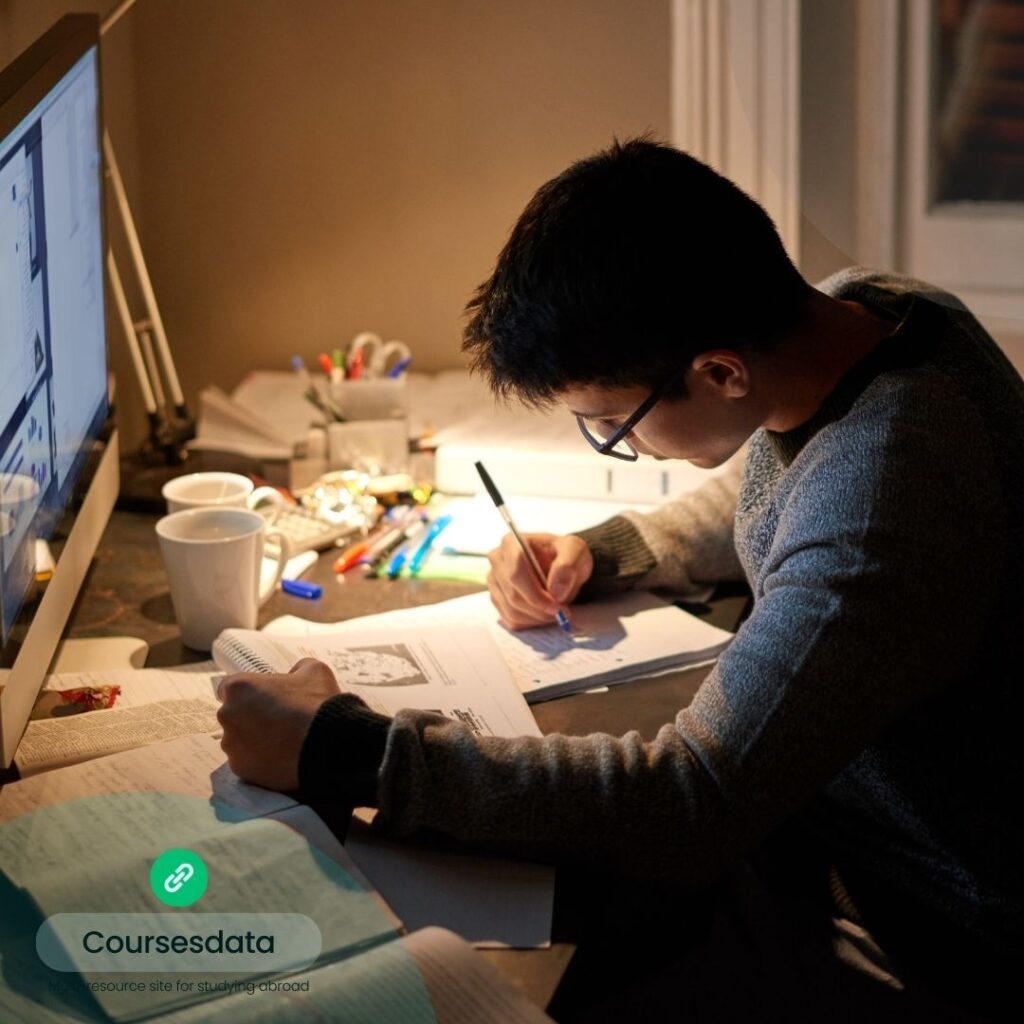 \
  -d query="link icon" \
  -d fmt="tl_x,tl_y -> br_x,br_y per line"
149,850 -> 207,907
